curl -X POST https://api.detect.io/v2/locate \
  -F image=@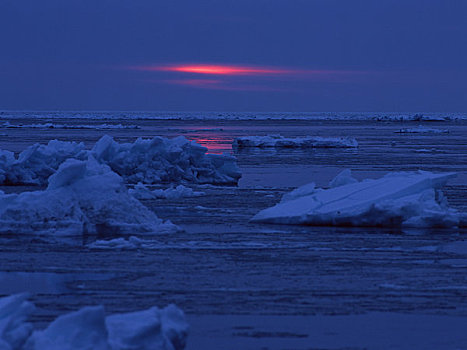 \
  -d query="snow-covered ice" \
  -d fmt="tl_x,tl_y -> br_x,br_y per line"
396,126 -> 449,134
233,135 -> 358,148
0,135 -> 241,186
129,183 -> 205,200
252,170 -> 463,228
0,293 -> 189,350
0,158 -> 178,235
